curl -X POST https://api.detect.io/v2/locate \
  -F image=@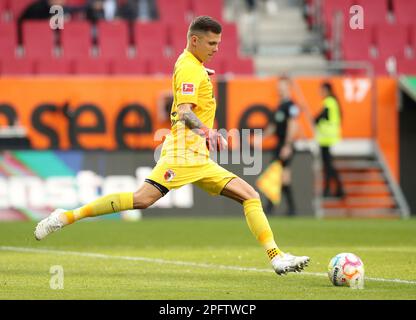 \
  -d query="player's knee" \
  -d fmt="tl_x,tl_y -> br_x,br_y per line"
246,187 -> 260,201
132,192 -> 153,209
